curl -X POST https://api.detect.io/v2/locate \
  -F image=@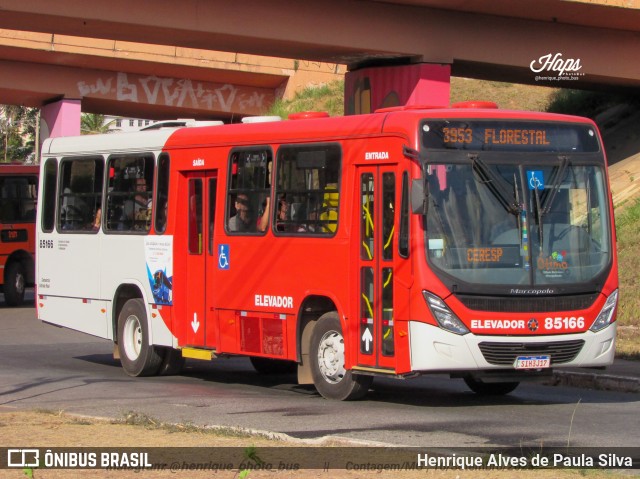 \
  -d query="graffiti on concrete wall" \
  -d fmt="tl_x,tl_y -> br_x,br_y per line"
77,72 -> 274,114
